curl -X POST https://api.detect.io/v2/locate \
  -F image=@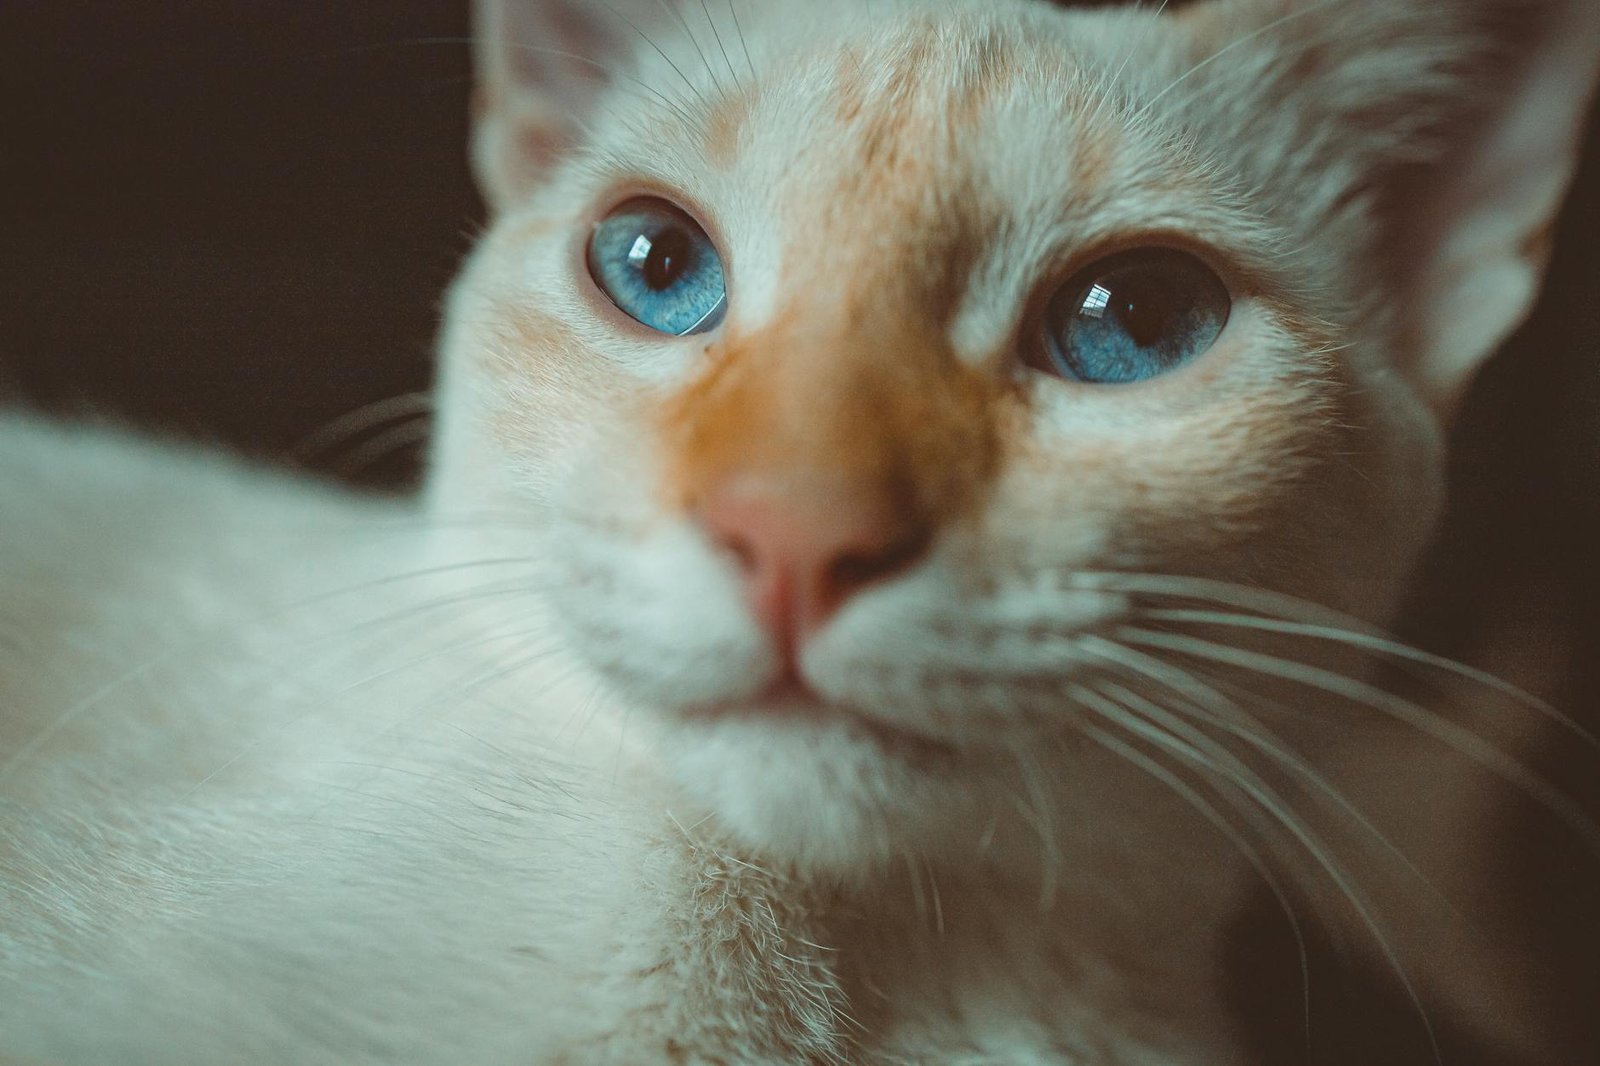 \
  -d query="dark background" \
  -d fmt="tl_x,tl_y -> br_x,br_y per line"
1,3 -> 1596,1063
1,4 -> 475,479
